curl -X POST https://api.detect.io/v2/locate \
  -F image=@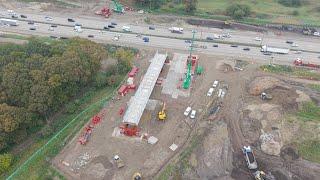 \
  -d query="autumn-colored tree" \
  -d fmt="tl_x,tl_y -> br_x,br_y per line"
0,153 -> 13,174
